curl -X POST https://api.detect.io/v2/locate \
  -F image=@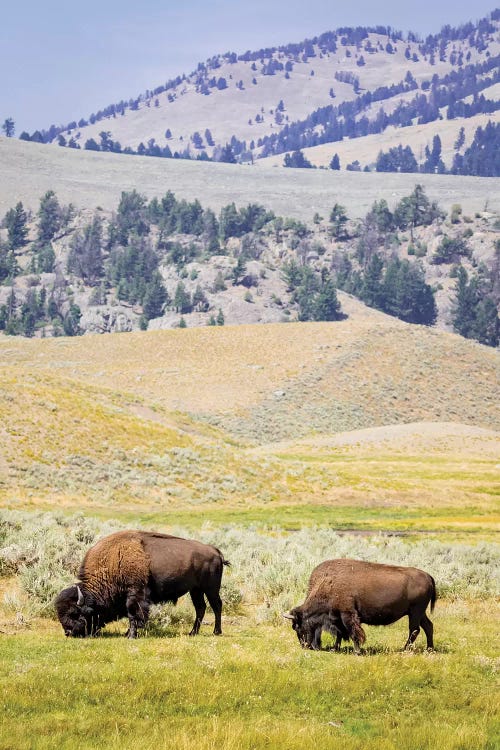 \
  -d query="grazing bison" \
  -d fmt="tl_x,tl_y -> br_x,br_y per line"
55,530 -> 229,638
284,559 -> 436,653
